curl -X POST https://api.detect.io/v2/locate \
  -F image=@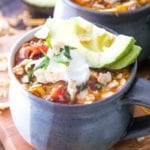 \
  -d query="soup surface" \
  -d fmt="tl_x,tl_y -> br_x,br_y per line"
12,17 -> 141,105
73,0 -> 150,12
13,38 -> 130,104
